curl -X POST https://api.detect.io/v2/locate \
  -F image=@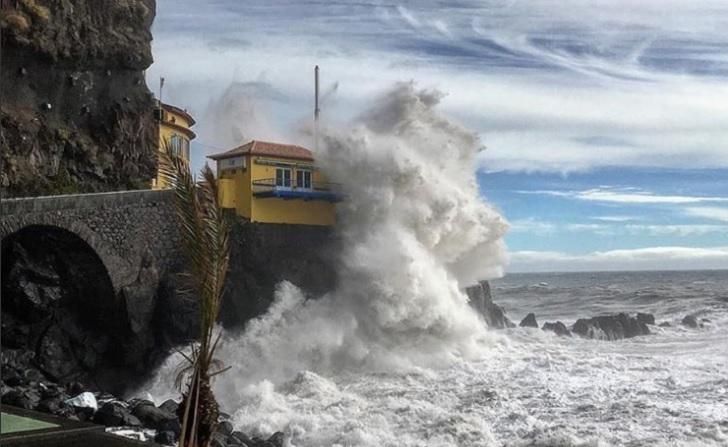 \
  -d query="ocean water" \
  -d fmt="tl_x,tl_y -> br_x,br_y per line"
145,270 -> 728,447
